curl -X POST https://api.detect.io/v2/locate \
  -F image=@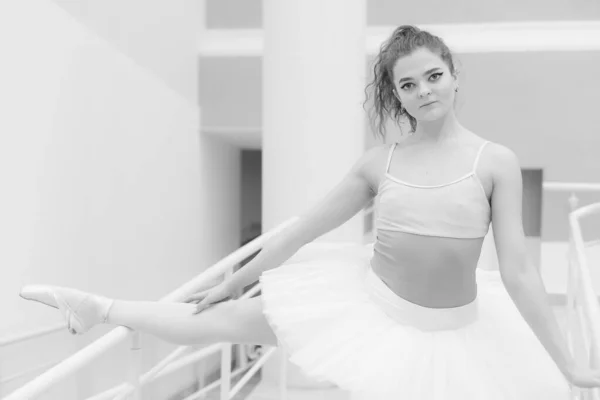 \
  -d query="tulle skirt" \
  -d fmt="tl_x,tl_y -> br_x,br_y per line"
259,243 -> 571,399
